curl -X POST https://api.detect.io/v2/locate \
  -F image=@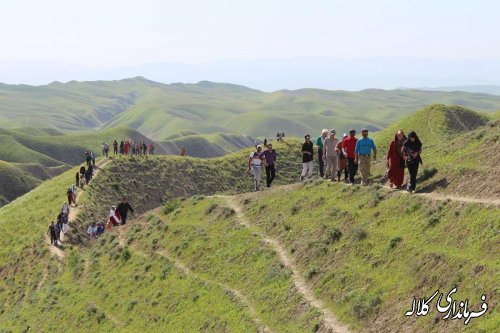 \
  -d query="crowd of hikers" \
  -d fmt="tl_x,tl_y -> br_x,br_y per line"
49,148 -> 136,246
248,128 -> 423,193
111,139 -> 155,156
49,130 -> 422,246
